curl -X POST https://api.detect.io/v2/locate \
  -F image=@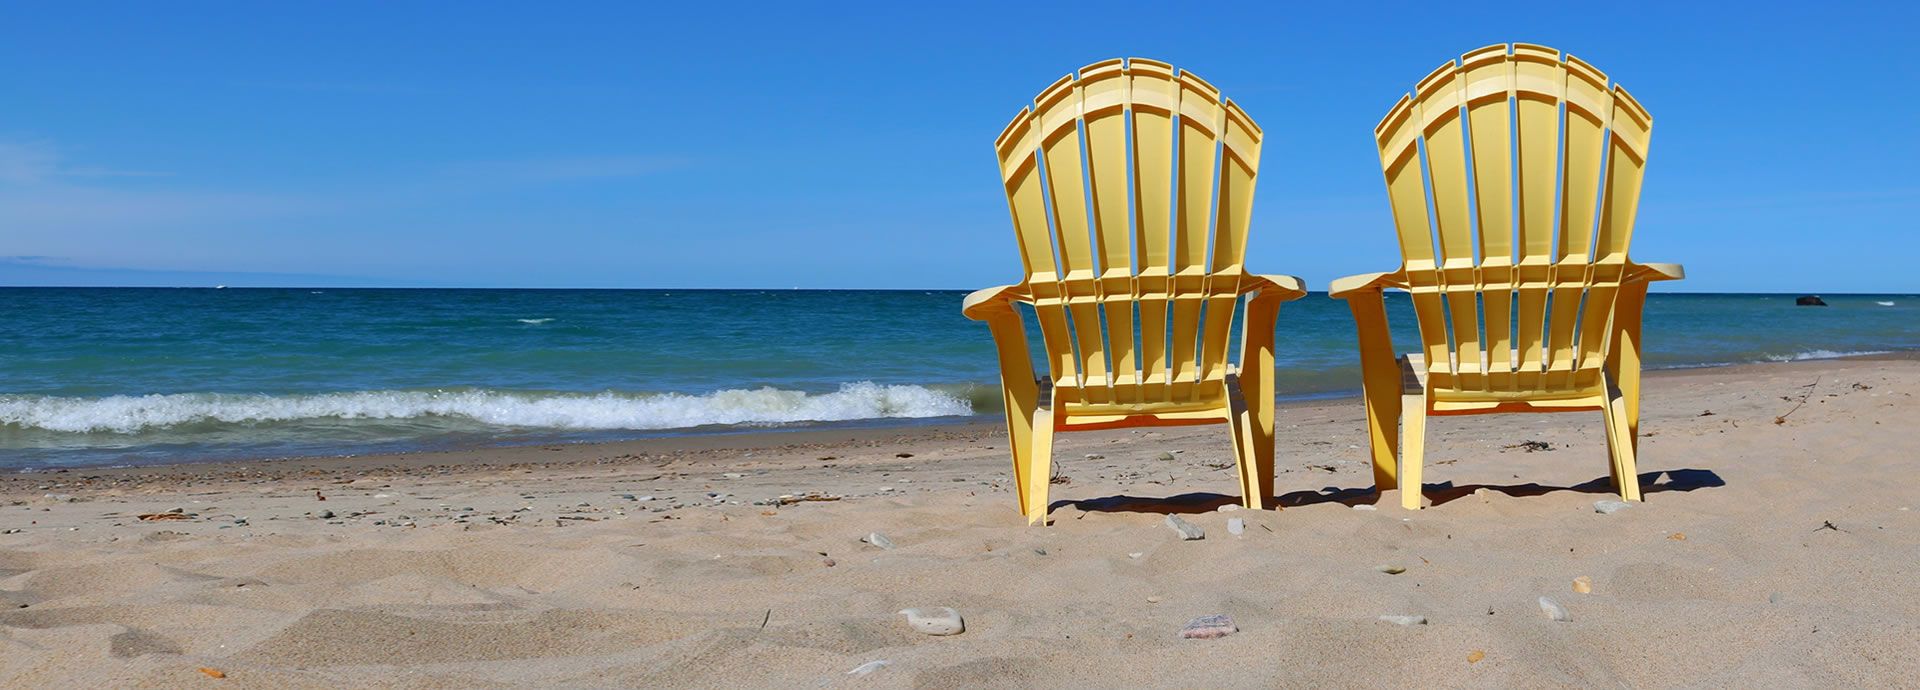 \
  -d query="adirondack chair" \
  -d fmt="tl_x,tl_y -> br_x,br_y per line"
963,58 -> 1306,525
1332,43 -> 1684,510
